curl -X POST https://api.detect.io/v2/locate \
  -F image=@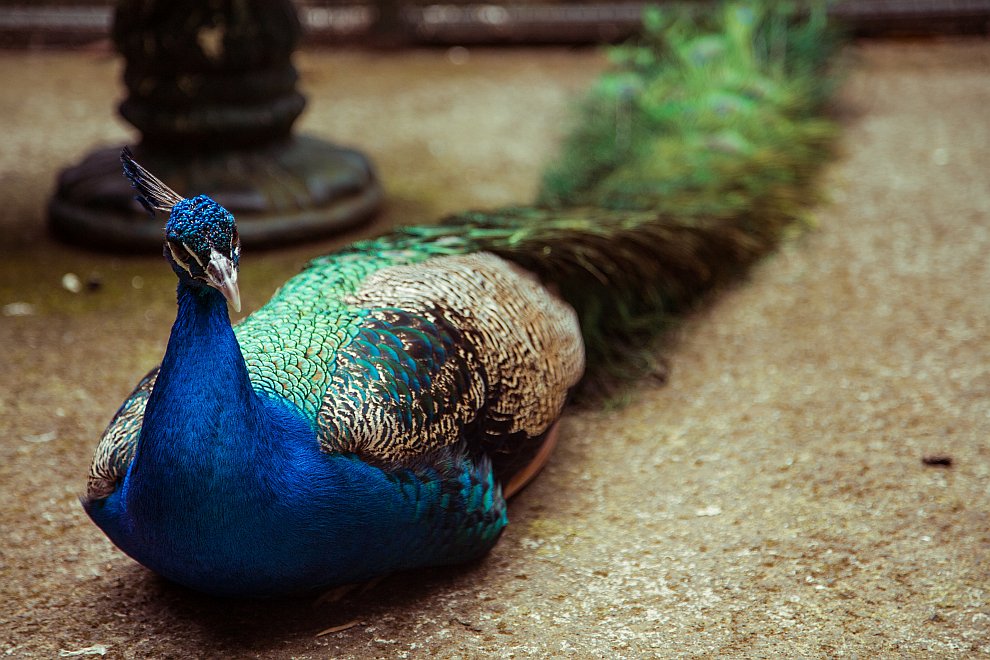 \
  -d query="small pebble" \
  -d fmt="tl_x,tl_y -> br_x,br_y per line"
921,455 -> 953,467
2,302 -> 35,317
695,505 -> 722,517
58,645 -> 108,657
62,273 -> 82,294
24,431 -> 57,444
447,46 -> 470,65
